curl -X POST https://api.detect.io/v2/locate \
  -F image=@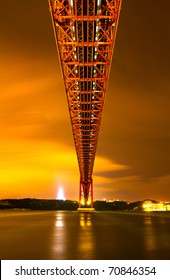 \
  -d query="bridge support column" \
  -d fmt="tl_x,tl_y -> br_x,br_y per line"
78,178 -> 94,211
